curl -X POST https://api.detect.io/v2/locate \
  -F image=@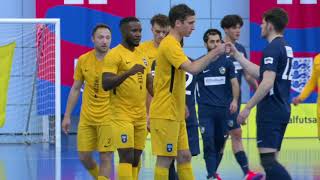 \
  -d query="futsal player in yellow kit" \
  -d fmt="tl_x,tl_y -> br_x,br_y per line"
149,4 -> 228,180
292,53 -> 320,139
102,17 -> 153,180
139,14 -> 170,130
62,24 -> 114,180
